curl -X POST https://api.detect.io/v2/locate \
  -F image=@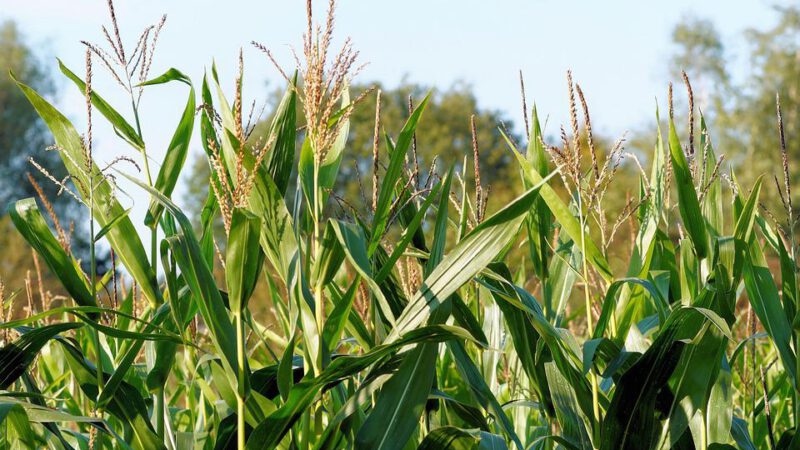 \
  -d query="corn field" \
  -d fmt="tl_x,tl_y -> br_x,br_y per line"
1,1 -> 798,449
